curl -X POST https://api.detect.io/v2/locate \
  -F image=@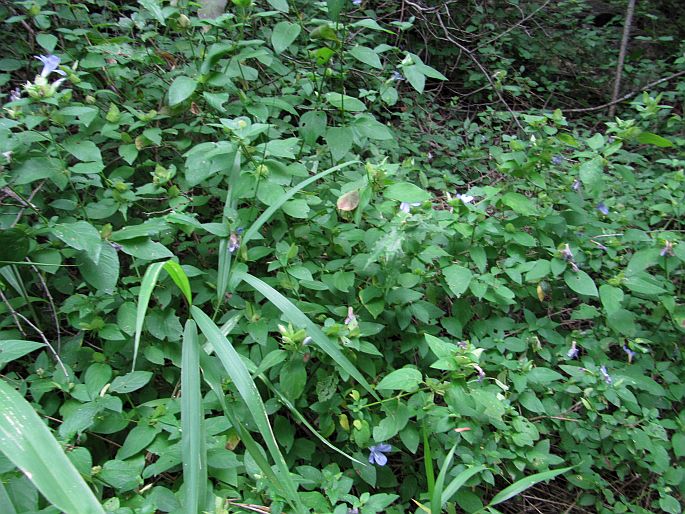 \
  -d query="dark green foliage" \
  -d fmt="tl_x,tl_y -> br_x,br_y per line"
0,1 -> 684,513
